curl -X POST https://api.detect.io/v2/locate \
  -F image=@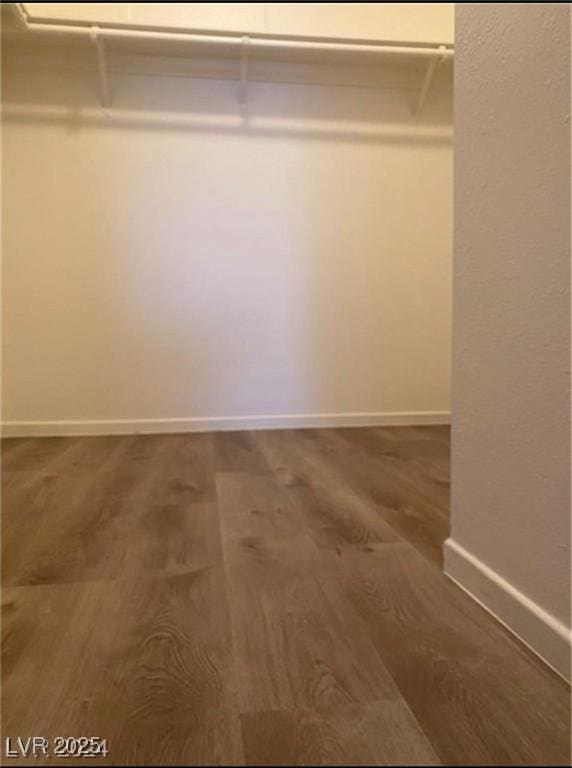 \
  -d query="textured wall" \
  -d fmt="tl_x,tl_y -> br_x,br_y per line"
449,4 -> 570,629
